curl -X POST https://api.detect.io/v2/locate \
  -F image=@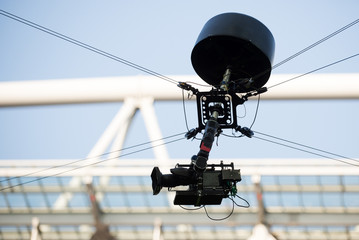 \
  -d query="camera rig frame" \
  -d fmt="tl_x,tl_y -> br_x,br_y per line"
151,68 -> 266,206
151,12 -> 274,207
